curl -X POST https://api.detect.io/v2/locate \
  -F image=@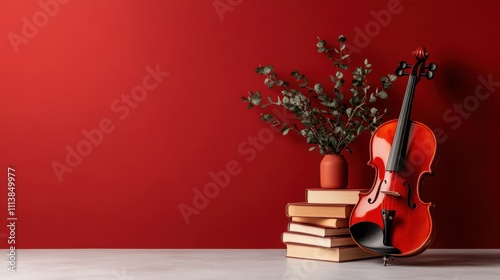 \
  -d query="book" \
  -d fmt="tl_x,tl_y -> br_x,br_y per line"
285,243 -> 378,262
305,188 -> 366,204
285,202 -> 354,219
281,232 -> 355,248
291,216 -> 349,228
288,222 -> 350,237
